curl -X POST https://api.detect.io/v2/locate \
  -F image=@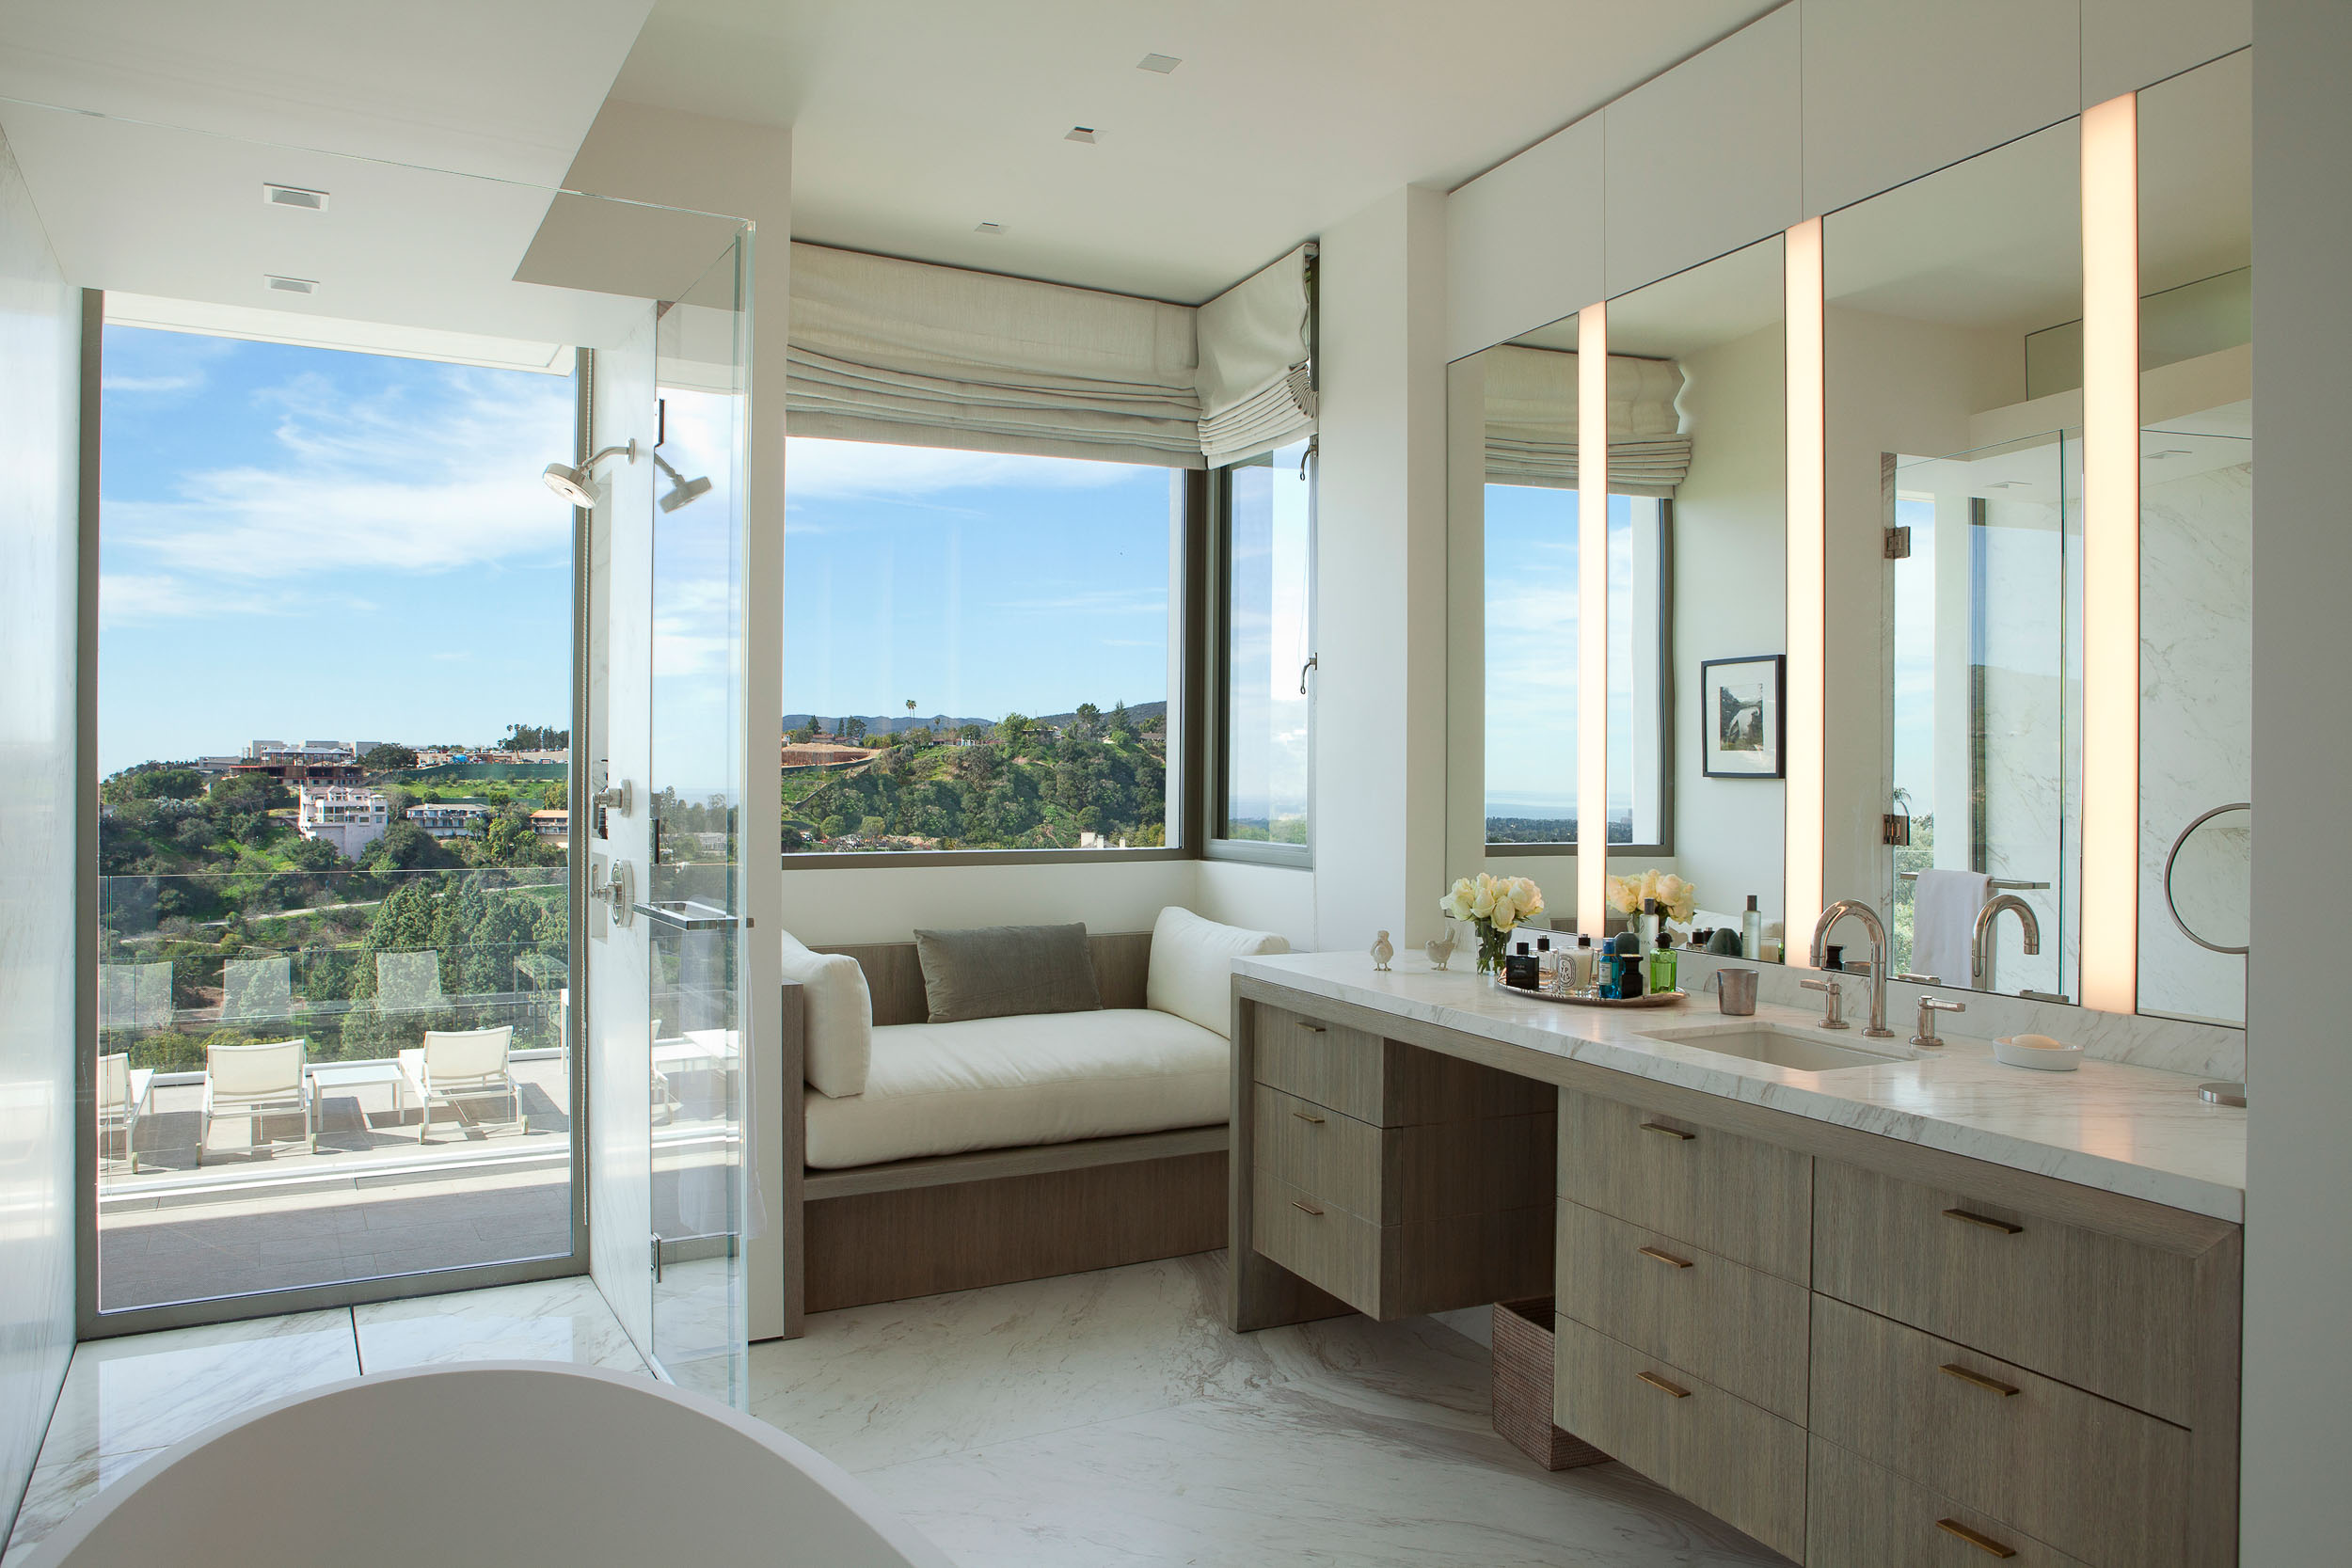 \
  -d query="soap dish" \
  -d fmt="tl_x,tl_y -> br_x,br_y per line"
1994,1035 -> 2082,1071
